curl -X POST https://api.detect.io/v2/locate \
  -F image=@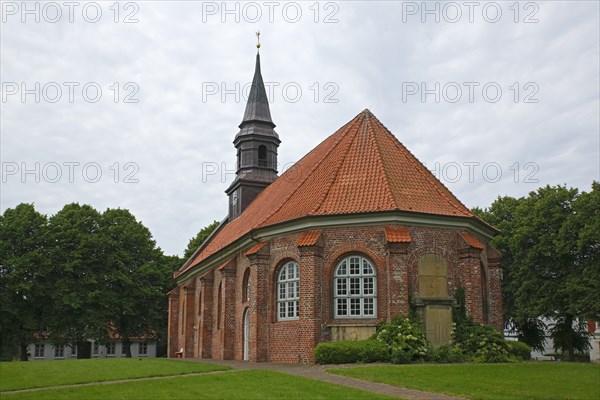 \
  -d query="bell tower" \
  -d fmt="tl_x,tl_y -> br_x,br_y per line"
226,35 -> 280,220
